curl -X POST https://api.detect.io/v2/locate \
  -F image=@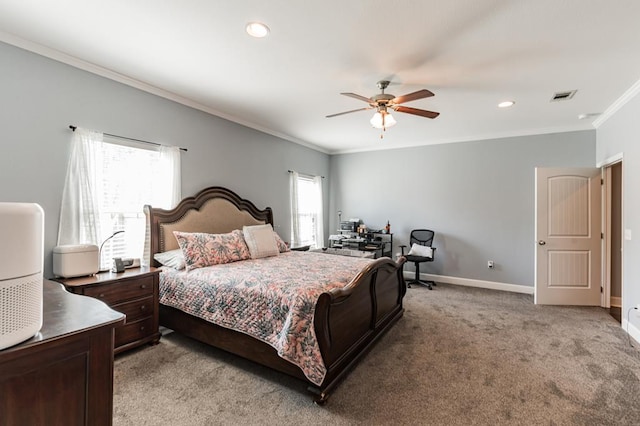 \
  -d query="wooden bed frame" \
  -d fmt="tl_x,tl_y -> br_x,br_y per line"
146,186 -> 406,404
